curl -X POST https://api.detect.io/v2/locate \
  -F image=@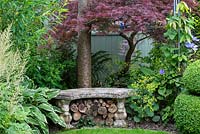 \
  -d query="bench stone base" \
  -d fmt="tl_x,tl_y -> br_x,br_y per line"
114,120 -> 127,127
55,88 -> 133,129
